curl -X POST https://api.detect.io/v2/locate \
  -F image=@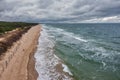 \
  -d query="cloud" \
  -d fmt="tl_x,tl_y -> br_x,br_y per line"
81,16 -> 120,23
0,0 -> 120,23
